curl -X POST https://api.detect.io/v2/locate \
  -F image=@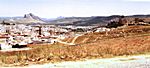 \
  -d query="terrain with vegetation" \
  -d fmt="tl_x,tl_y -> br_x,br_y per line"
1,14 -> 150,67
0,25 -> 150,66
